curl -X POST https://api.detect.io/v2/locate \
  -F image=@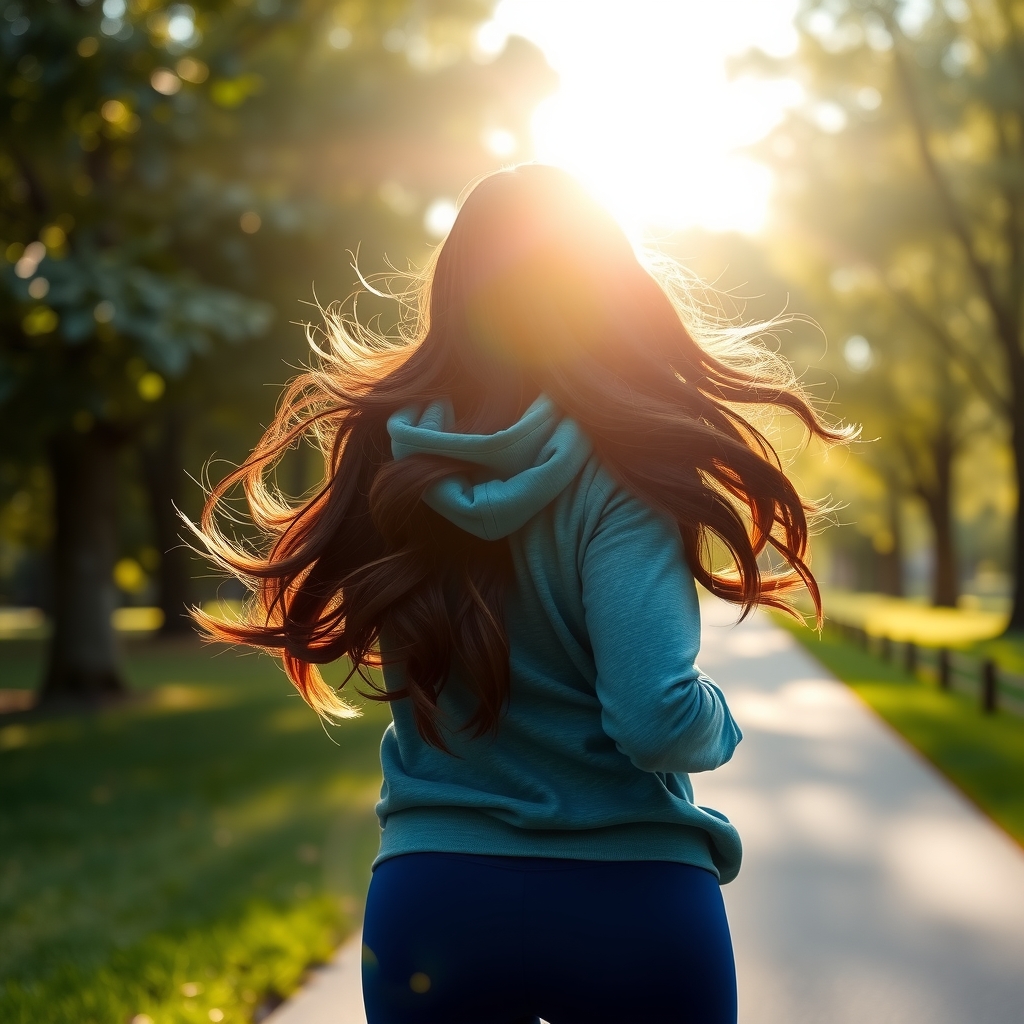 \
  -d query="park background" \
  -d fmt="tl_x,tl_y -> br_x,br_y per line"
3,1 -> 1024,1022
